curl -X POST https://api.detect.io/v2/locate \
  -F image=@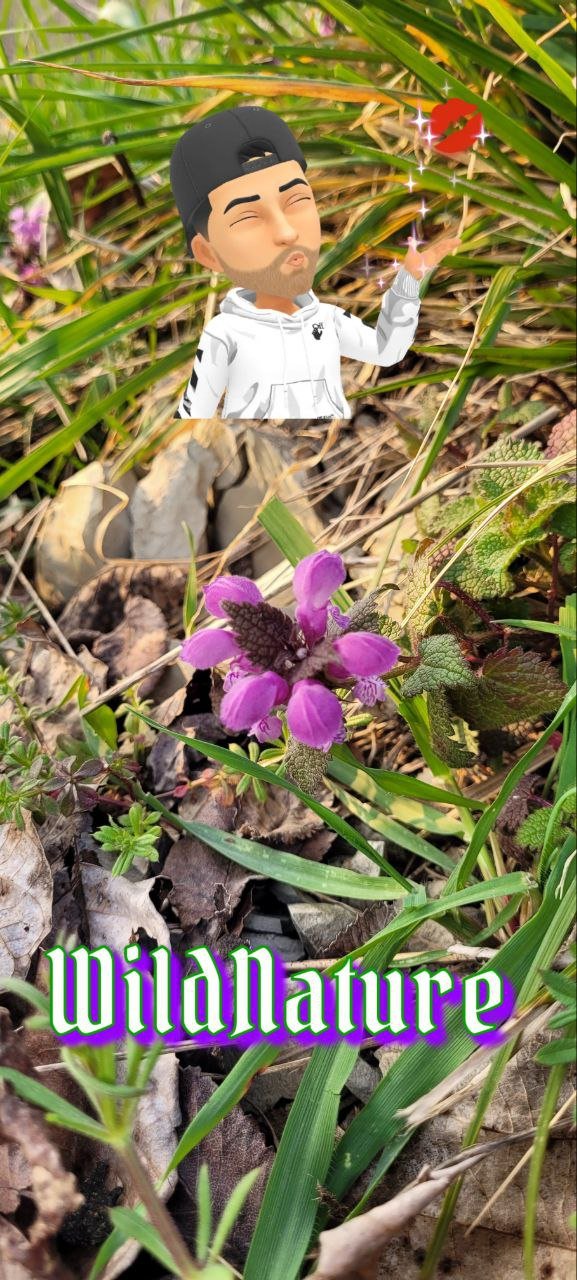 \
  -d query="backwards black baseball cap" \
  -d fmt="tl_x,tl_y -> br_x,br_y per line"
169,105 -> 307,248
